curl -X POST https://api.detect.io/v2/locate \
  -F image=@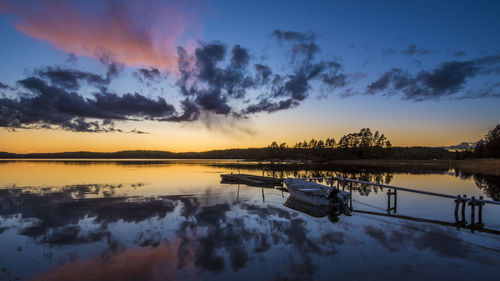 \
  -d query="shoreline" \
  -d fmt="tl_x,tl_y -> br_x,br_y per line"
1,158 -> 498,175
